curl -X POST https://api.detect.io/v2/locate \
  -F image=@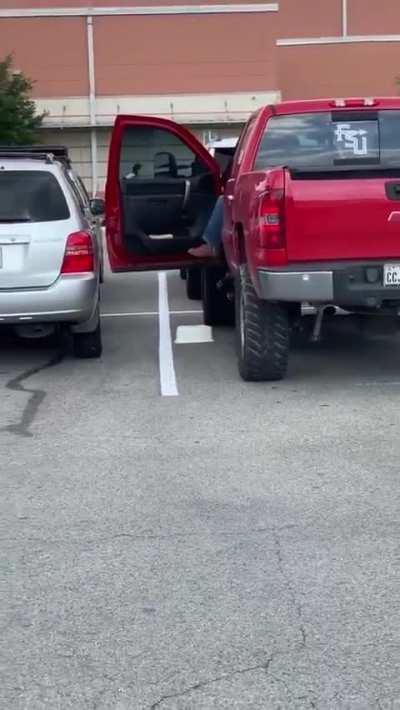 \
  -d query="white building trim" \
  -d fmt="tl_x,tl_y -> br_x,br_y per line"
36,91 -> 281,128
277,34 -> 400,47
0,3 -> 278,18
